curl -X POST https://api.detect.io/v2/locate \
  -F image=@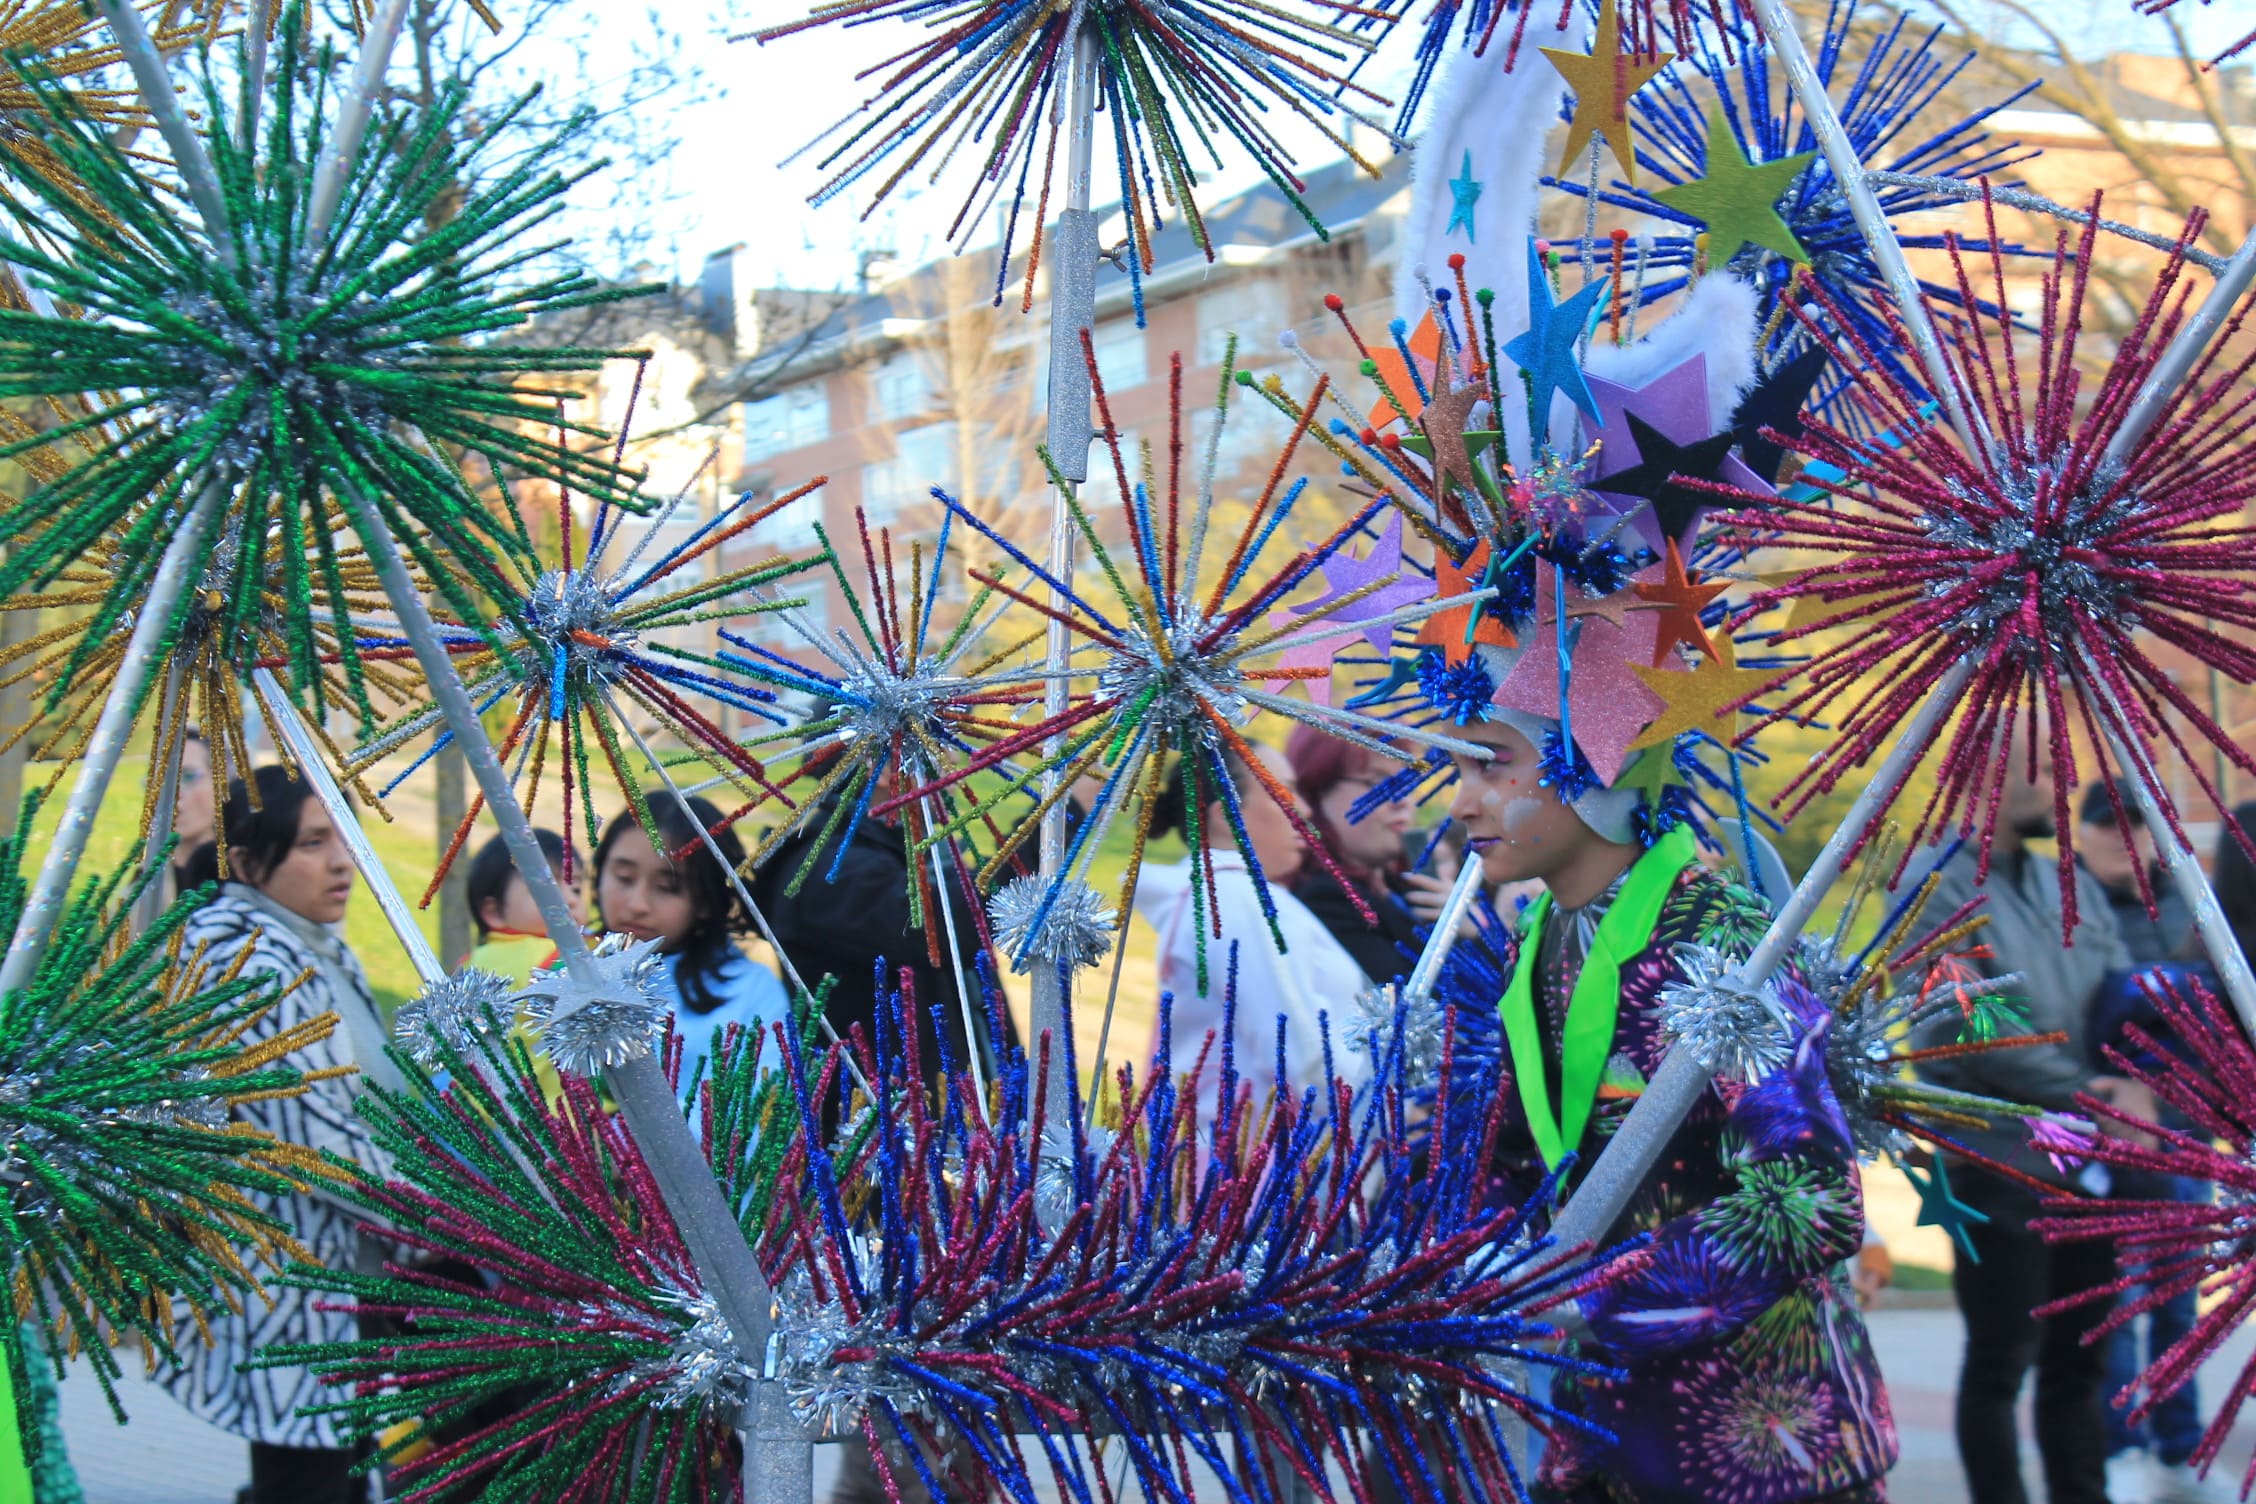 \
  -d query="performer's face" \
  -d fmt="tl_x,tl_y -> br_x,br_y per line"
596,825 -> 700,951
1443,718 -> 1588,885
